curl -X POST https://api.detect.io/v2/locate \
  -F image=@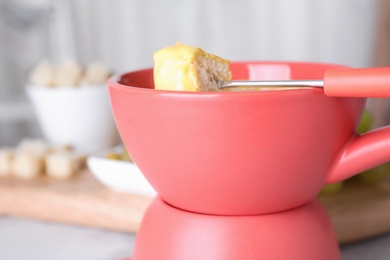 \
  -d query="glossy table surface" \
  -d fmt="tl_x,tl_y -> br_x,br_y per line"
1,215 -> 390,260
